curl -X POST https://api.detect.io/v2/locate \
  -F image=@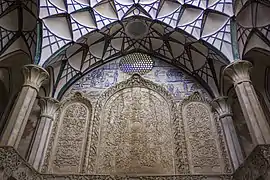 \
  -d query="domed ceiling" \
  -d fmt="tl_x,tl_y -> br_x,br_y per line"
38,0 -> 237,98
39,0 -> 234,65
0,0 -> 270,99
